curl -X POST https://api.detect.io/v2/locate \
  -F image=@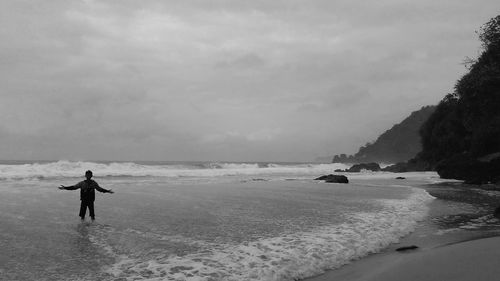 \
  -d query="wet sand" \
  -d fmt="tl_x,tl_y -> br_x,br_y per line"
306,182 -> 500,281
307,236 -> 500,281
